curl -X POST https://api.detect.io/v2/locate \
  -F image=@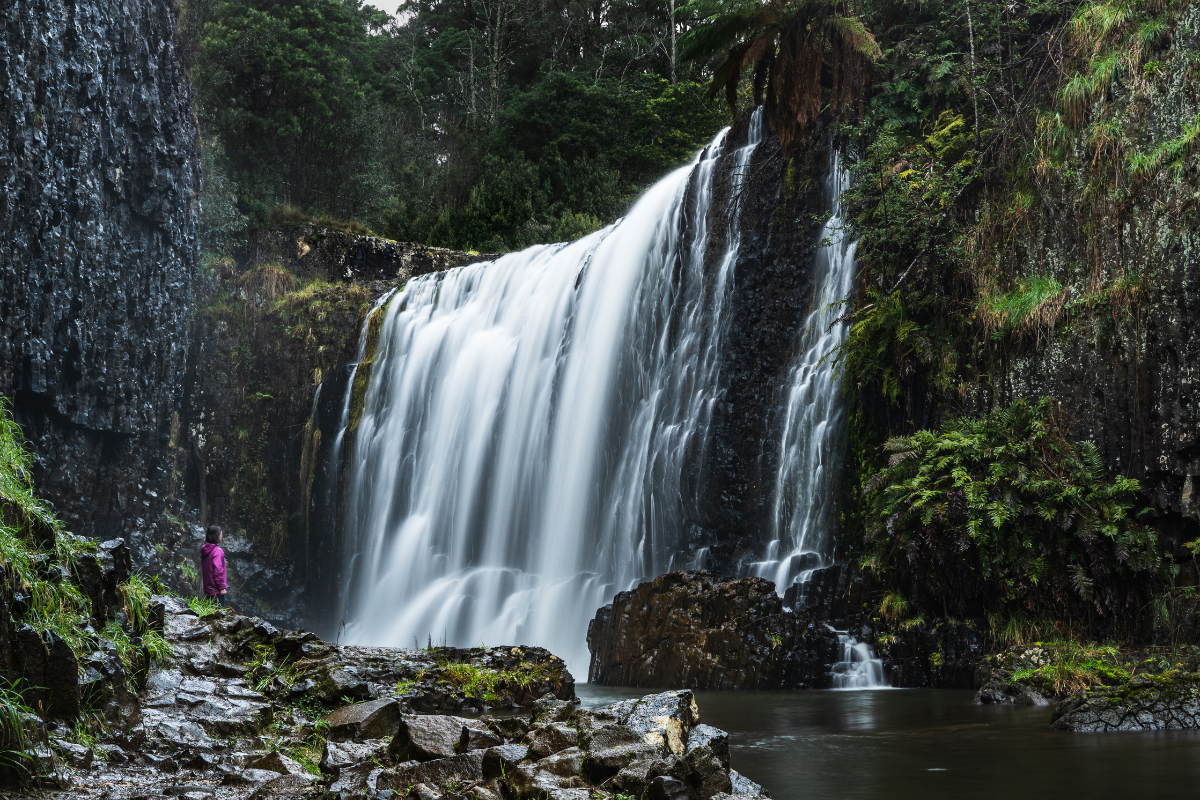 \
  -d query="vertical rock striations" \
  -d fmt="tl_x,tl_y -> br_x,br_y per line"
0,0 -> 199,537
